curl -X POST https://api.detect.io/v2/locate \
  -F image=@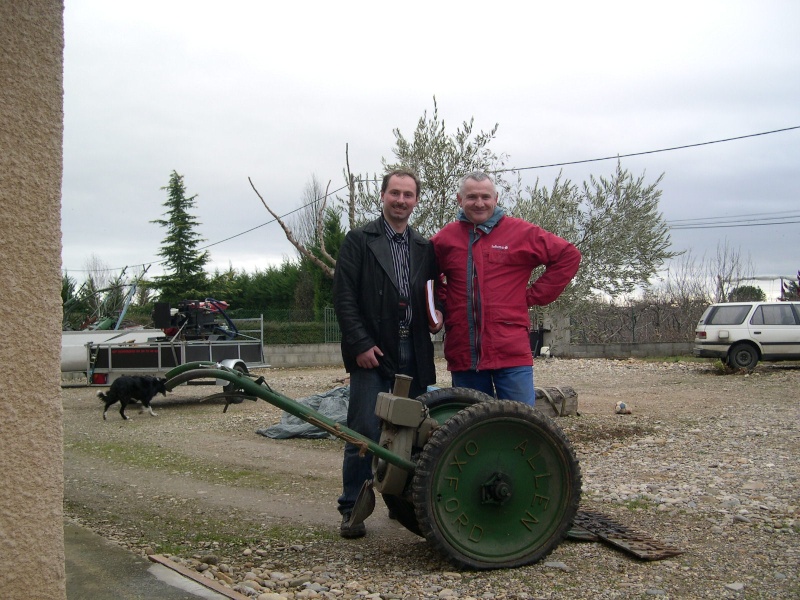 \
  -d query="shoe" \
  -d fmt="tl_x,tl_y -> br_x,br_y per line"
340,512 -> 366,539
